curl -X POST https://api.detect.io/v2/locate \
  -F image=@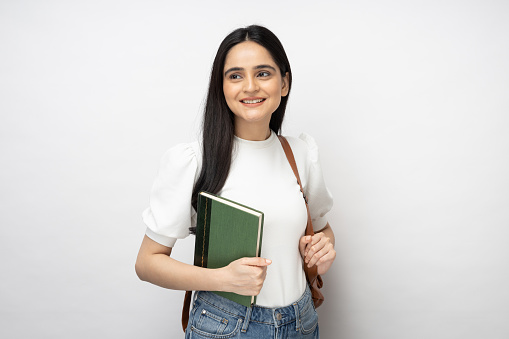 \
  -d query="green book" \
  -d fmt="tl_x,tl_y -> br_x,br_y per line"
194,191 -> 264,307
